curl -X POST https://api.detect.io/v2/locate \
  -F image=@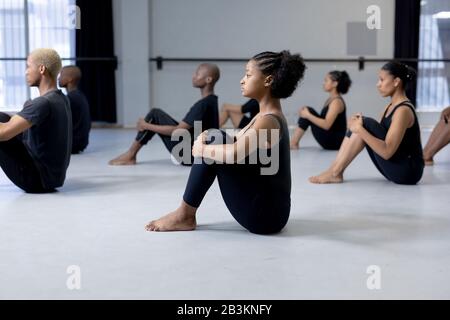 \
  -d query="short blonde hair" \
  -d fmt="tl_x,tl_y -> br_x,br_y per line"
29,48 -> 62,79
